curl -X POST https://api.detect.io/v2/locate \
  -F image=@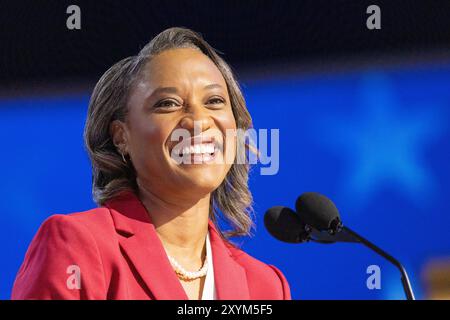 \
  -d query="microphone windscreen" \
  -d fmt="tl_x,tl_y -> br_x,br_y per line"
264,206 -> 309,243
295,192 -> 341,231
